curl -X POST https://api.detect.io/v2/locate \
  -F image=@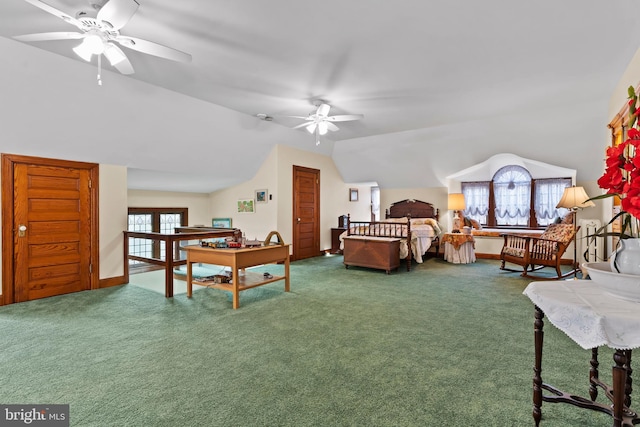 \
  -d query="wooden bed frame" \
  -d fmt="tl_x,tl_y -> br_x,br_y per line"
385,199 -> 440,221
343,199 -> 440,273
